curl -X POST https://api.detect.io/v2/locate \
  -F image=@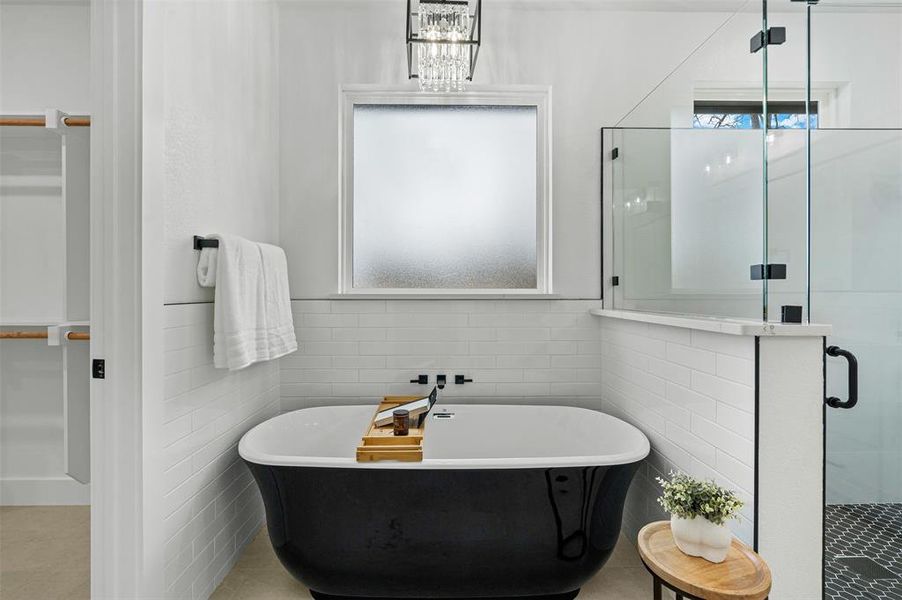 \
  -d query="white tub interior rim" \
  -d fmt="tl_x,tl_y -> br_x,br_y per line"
239,404 -> 651,469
